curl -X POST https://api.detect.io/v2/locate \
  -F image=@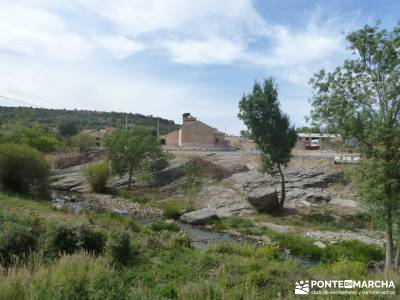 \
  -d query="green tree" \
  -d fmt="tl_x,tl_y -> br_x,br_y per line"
238,78 -> 297,210
58,120 -> 78,137
309,23 -> 400,271
104,128 -> 163,189
0,123 -> 58,153
71,132 -> 96,153
0,144 -> 50,197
